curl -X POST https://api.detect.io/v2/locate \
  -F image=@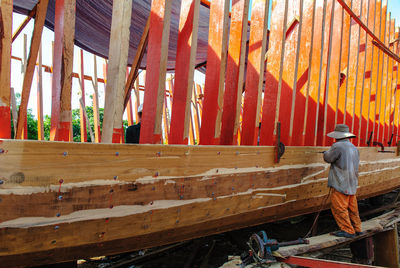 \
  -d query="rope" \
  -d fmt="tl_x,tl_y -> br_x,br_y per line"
304,187 -> 332,238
